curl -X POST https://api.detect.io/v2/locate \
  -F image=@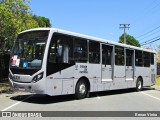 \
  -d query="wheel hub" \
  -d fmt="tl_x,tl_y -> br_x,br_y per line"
138,81 -> 142,89
79,84 -> 86,94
